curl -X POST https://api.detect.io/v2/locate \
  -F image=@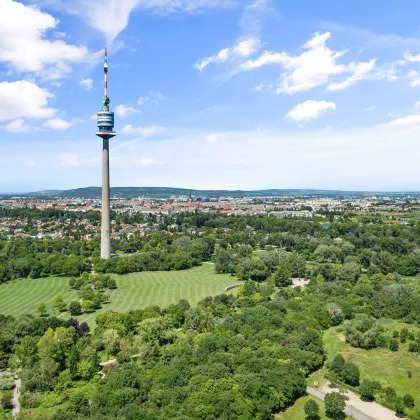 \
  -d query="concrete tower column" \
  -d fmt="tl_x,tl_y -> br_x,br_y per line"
101,138 -> 111,259
96,47 -> 116,259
